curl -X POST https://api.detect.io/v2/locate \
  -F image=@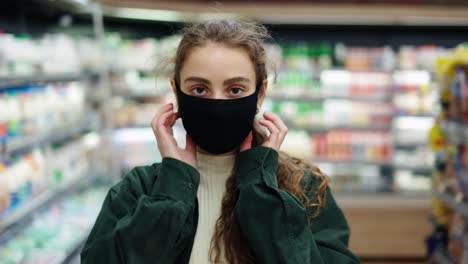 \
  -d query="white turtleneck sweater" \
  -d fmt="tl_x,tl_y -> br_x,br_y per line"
188,150 -> 236,264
